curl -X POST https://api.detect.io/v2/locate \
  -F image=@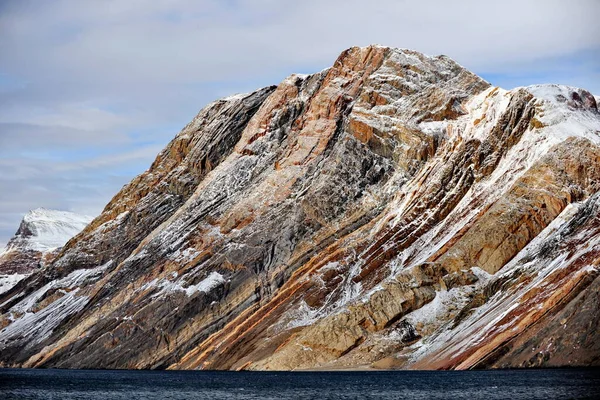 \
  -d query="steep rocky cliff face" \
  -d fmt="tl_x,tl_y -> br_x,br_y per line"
0,209 -> 92,295
1,46 -> 599,370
